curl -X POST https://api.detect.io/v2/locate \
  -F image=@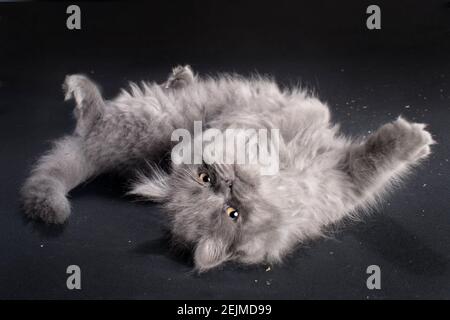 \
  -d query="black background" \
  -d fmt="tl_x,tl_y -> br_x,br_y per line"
1,0 -> 450,299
